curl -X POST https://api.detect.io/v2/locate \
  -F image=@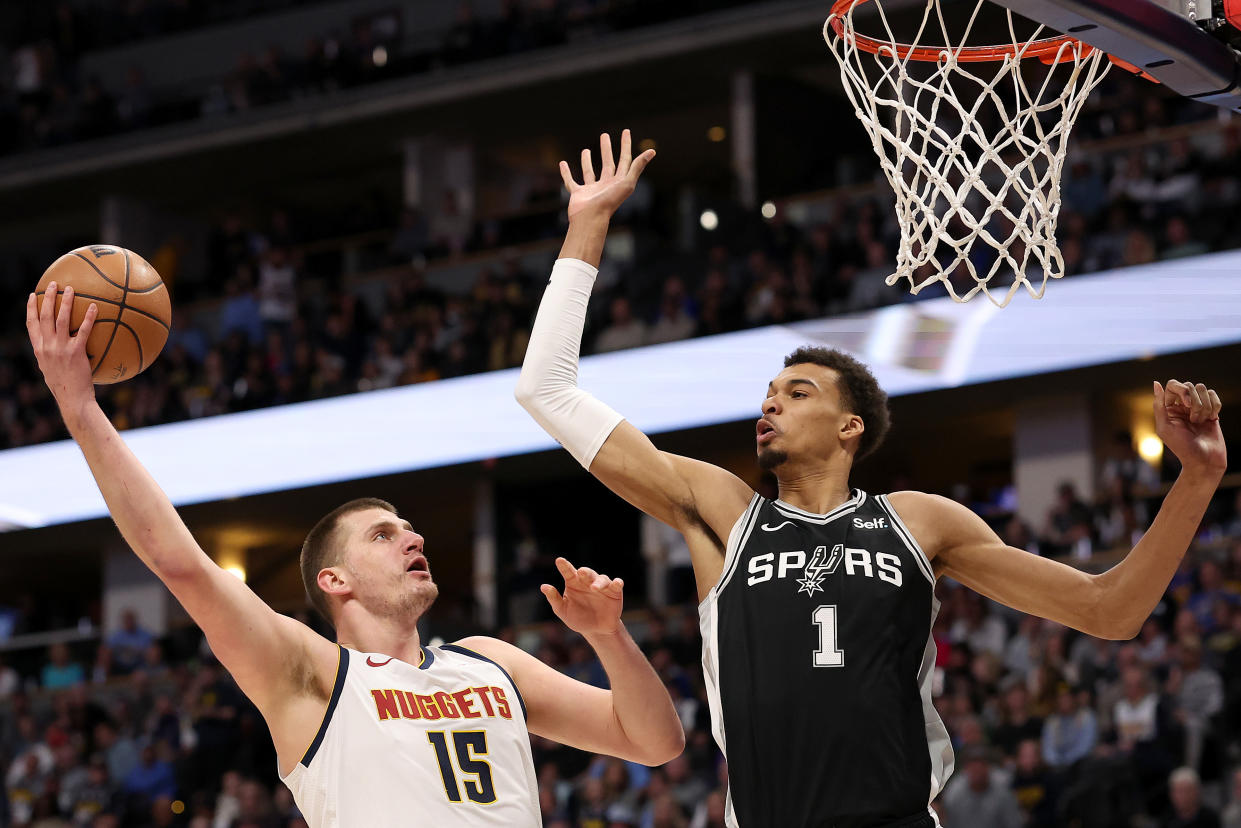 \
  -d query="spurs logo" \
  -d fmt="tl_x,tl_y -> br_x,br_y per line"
797,545 -> 843,596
